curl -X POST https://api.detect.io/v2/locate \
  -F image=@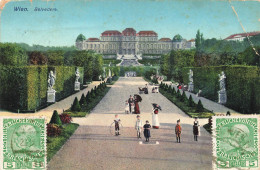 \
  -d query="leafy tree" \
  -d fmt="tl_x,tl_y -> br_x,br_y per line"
28,51 -> 47,65
50,110 -> 62,125
92,54 -> 104,80
172,34 -> 183,42
0,43 -> 28,66
71,97 -> 81,112
196,100 -> 204,112
76,34 -> 86,42
46,50 -> 64,65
